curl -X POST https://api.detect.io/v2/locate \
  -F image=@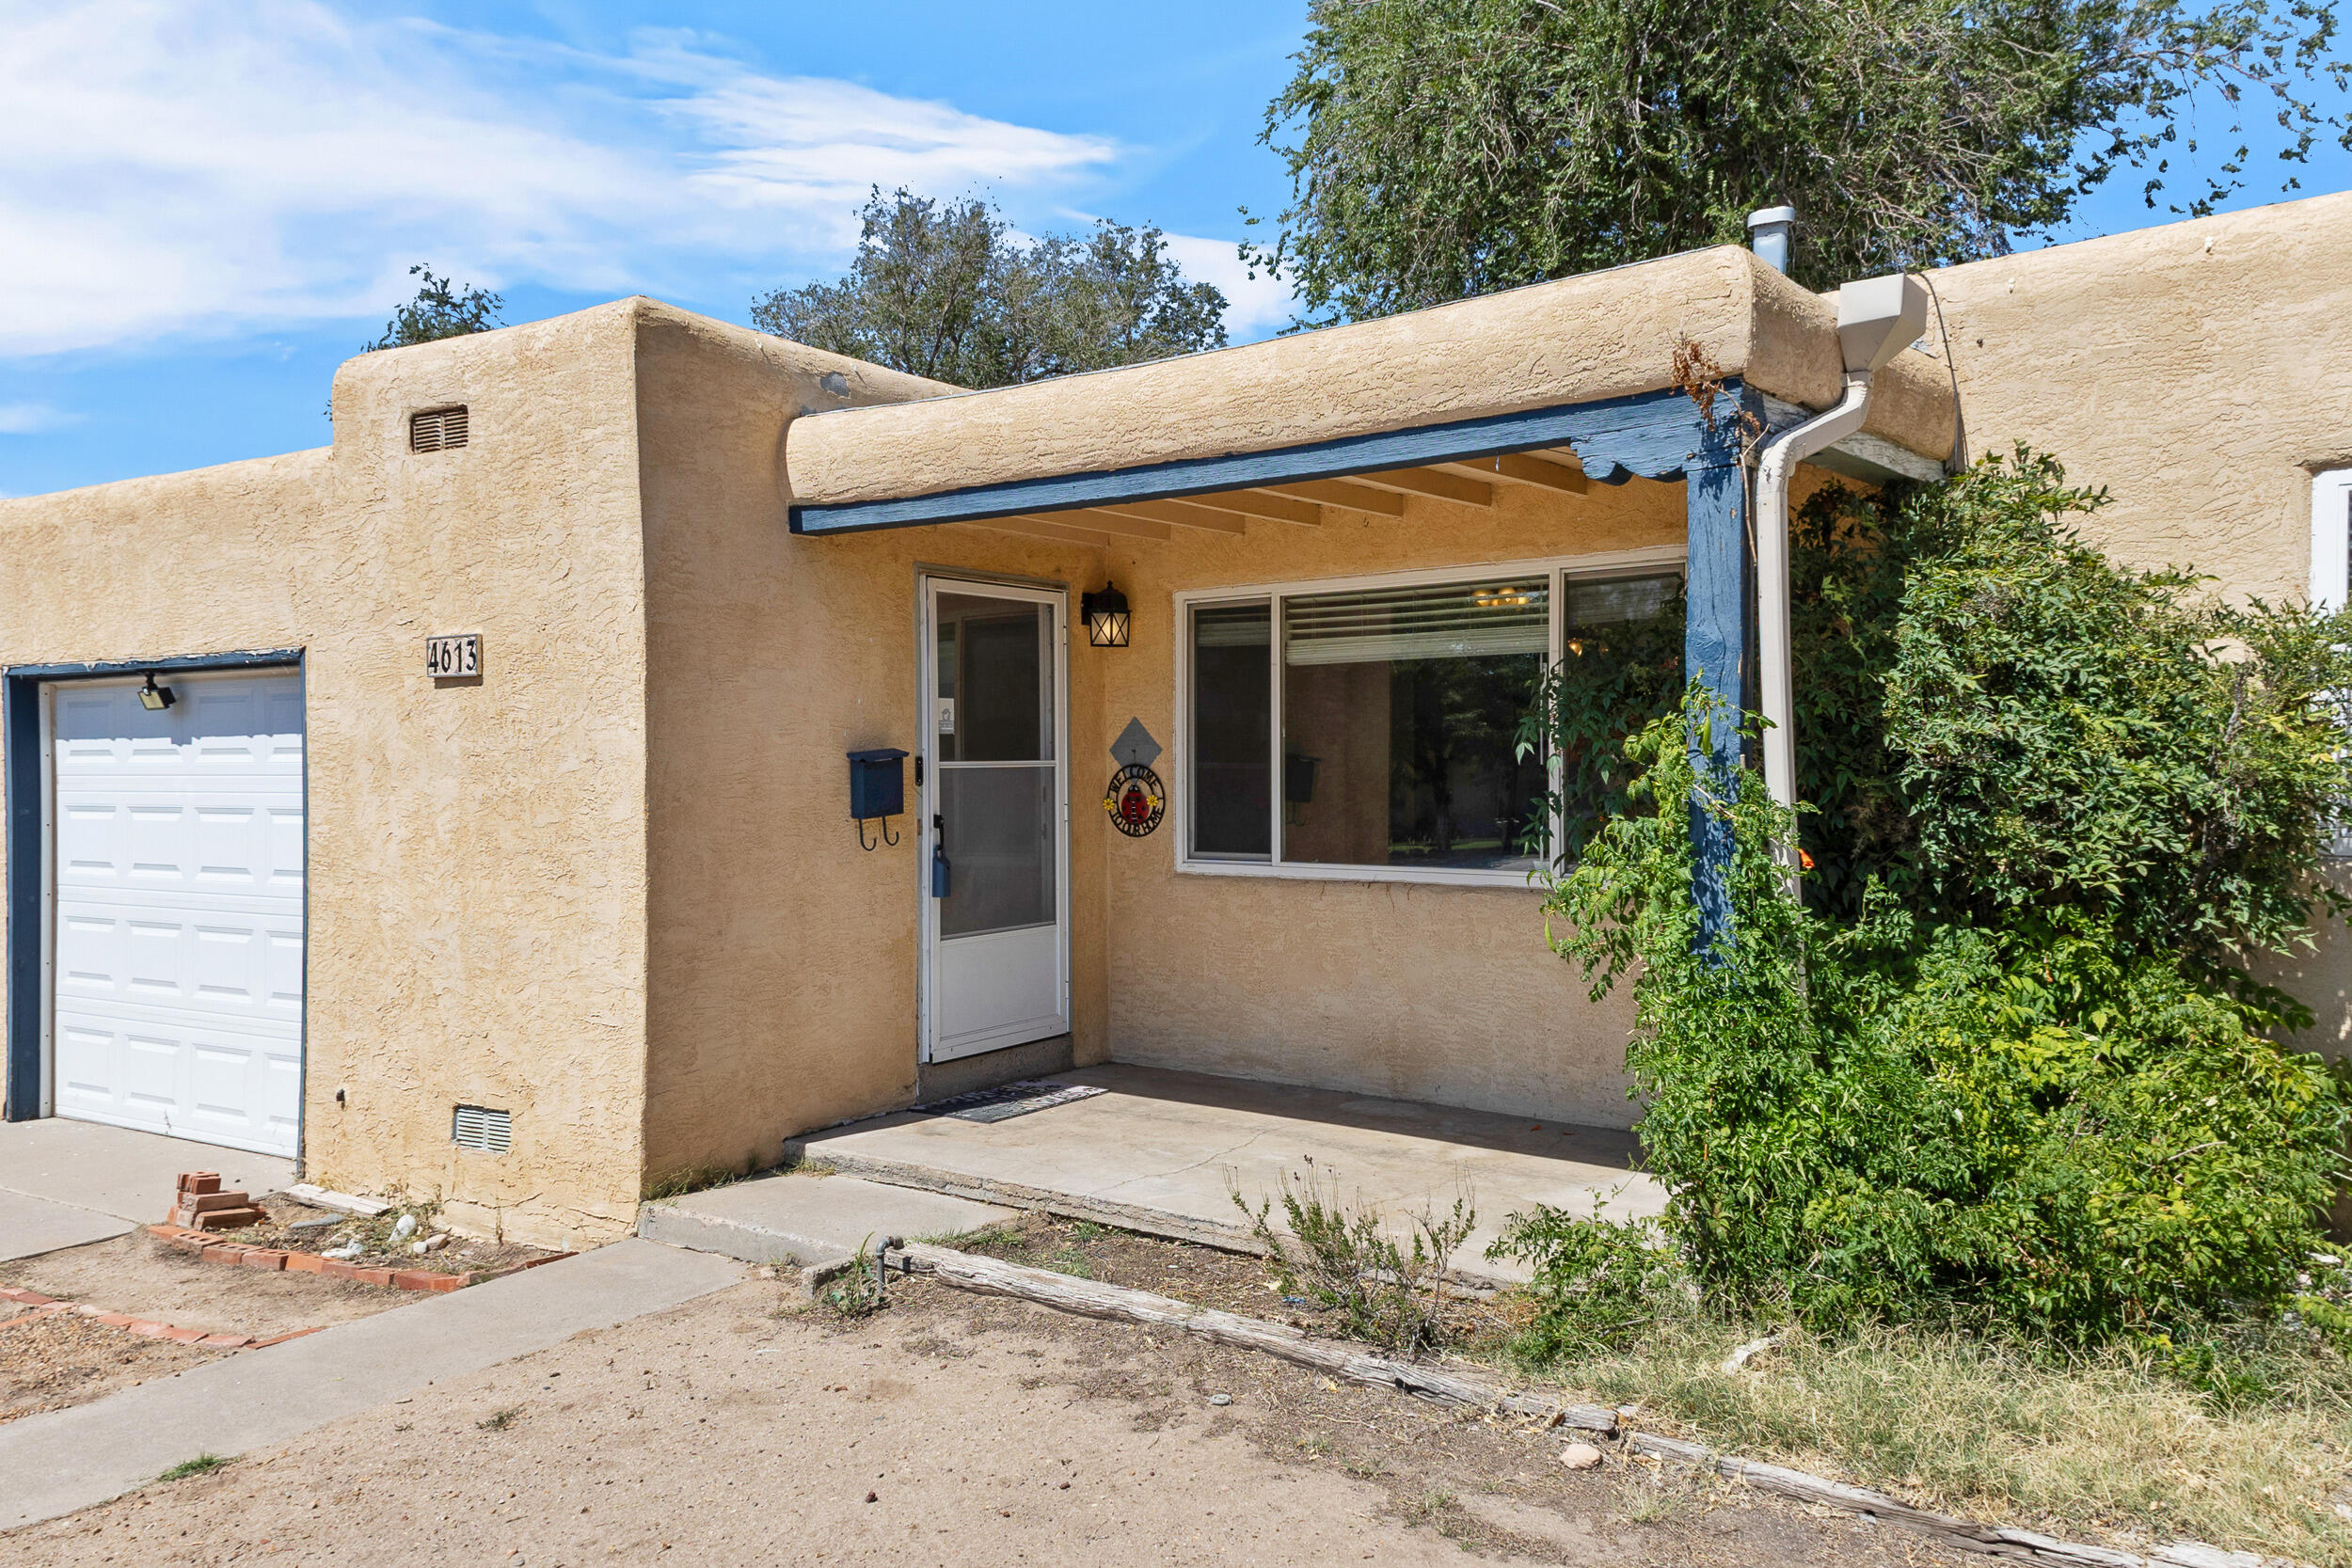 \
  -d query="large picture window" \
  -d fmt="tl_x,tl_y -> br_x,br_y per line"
1181,556 -> 1684,884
